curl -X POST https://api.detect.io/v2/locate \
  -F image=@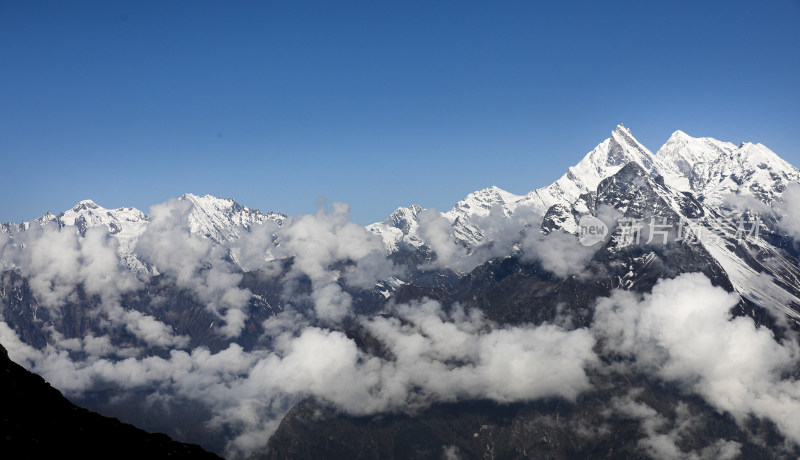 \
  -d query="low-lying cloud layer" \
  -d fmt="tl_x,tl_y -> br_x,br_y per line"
1,298 -> 598,457
593,273 -> 800,448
